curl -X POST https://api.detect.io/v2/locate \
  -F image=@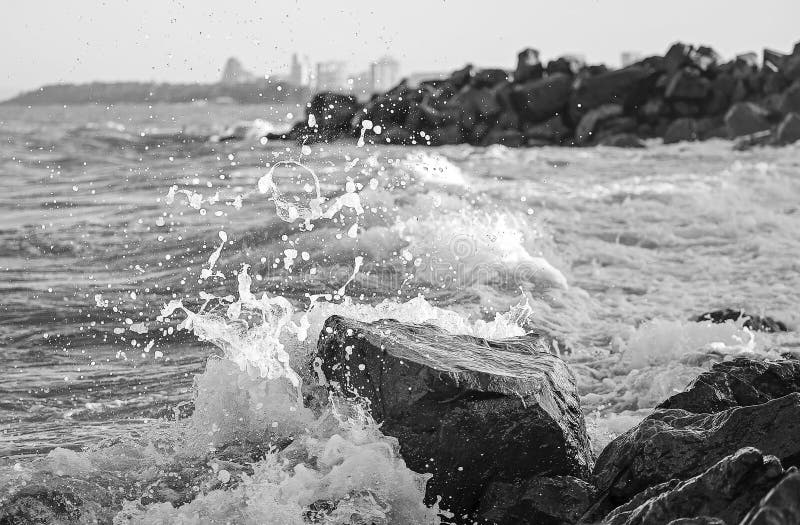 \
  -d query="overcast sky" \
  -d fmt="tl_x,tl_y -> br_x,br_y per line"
1,0 -> 798,98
